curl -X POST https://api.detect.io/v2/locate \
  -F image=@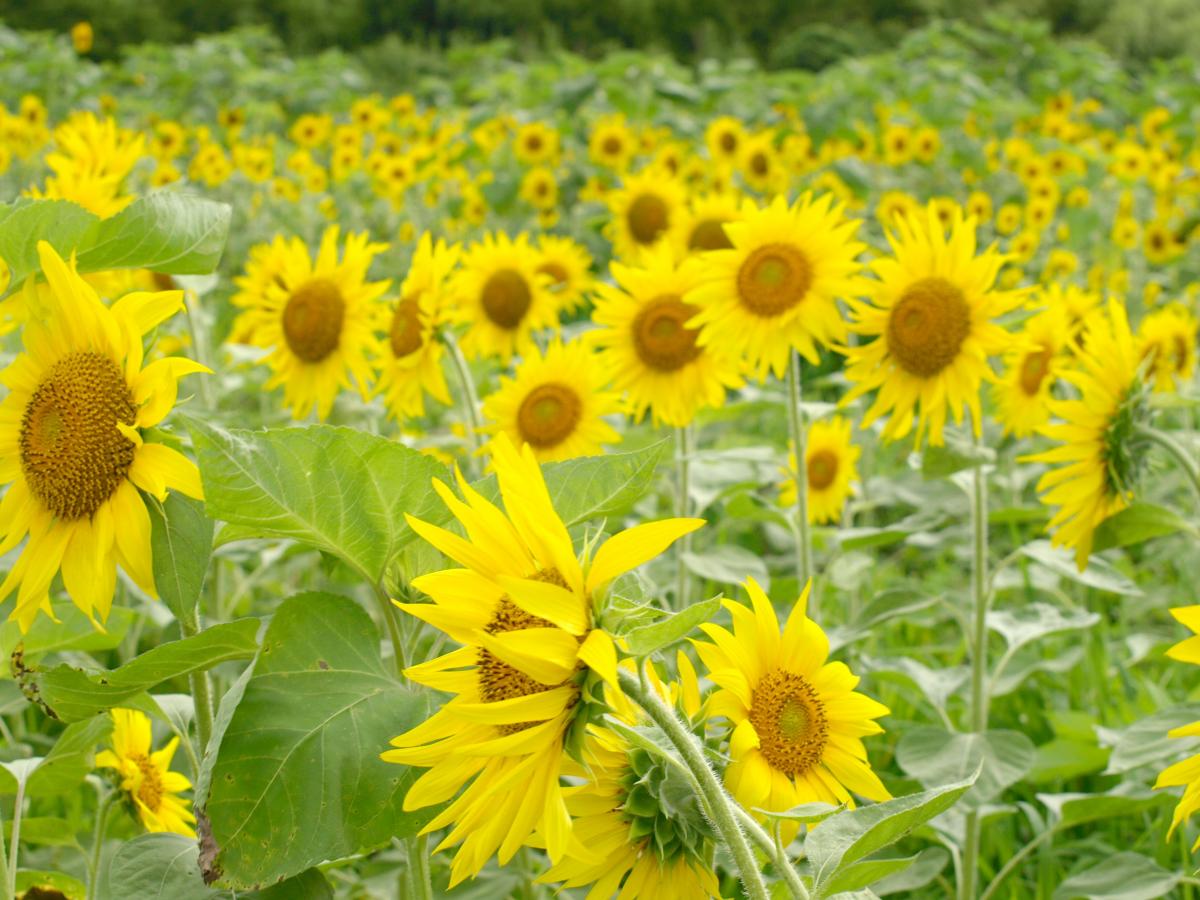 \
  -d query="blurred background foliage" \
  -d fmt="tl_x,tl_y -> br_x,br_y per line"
1,0 -> 1198,69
